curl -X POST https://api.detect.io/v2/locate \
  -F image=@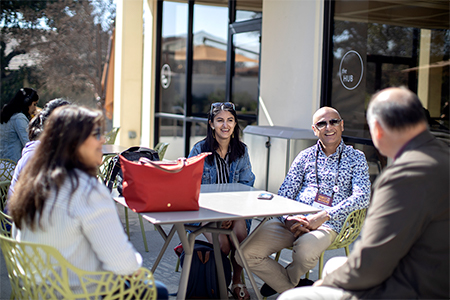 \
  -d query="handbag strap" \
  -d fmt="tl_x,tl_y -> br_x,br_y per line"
139,157 -> 186,173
